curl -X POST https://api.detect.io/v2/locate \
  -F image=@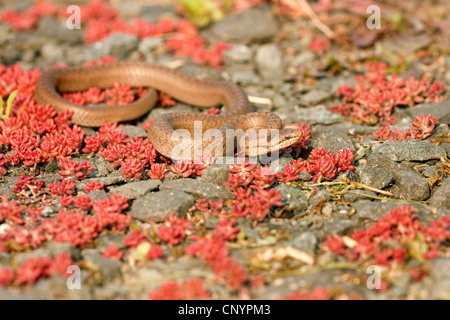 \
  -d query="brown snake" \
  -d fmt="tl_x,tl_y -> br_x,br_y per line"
35,62 -> 302,161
